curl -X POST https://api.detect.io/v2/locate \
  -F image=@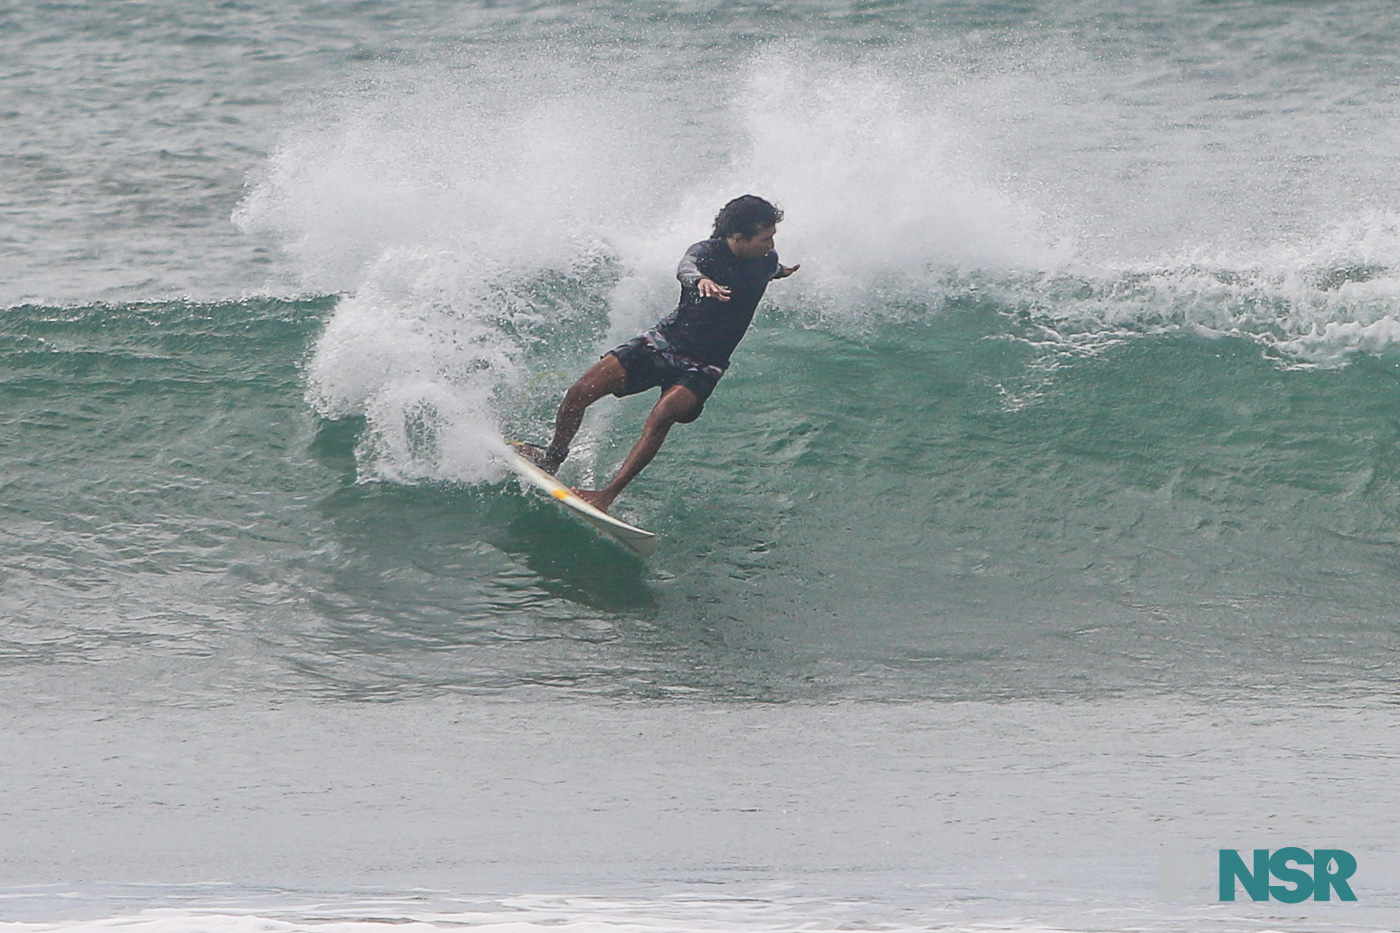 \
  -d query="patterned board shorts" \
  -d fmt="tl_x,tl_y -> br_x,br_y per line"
606,330 -> 724,423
